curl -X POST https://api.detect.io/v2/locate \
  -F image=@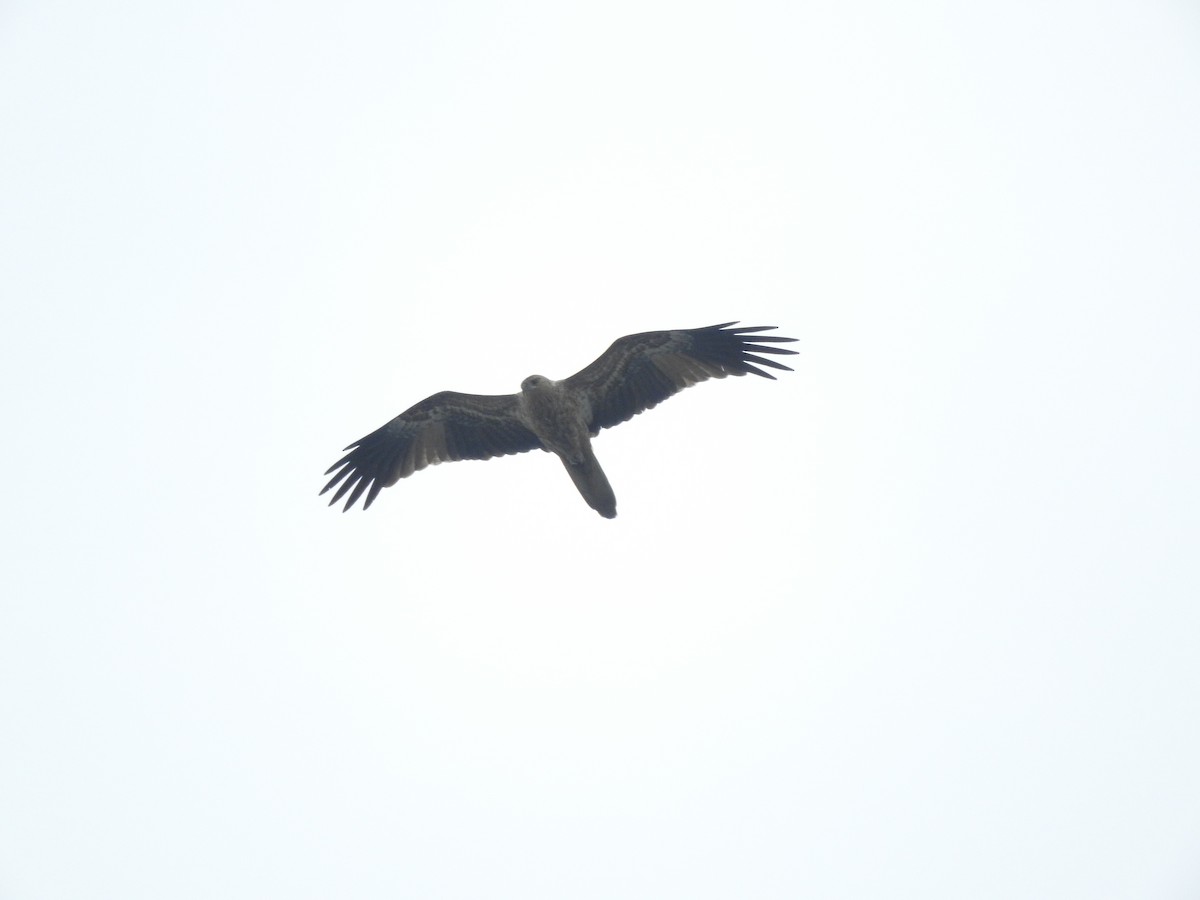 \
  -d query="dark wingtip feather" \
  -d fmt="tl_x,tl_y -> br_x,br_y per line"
343,477 -> 371,511
319,466 -> 347,496
737,335 -> 799,345
745,353 -> 795,372
326,476 -> 356,507
364,481 -> 385,510
724,324 -> 798,342
742,344 -> 799,355
691,322 -> 800,378
724,324 -> 774,333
